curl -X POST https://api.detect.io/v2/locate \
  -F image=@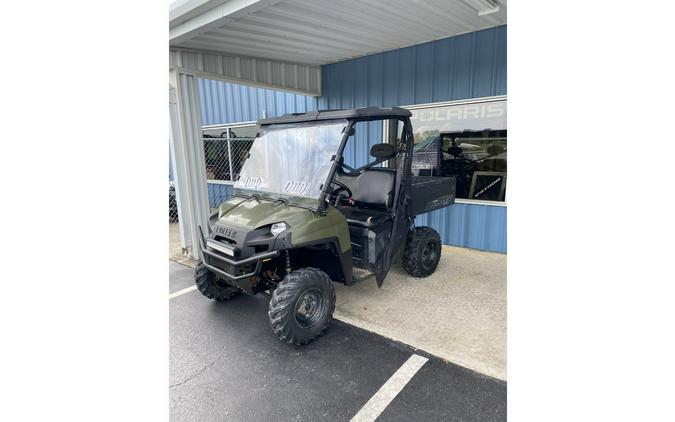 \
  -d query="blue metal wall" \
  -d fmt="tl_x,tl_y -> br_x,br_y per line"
416,203 -> 506,253
198,79 -> 317,126
318,25 -> 507,253
197,25 -> 507,253
207,183 -> 233,209
318,26 -> 506,108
